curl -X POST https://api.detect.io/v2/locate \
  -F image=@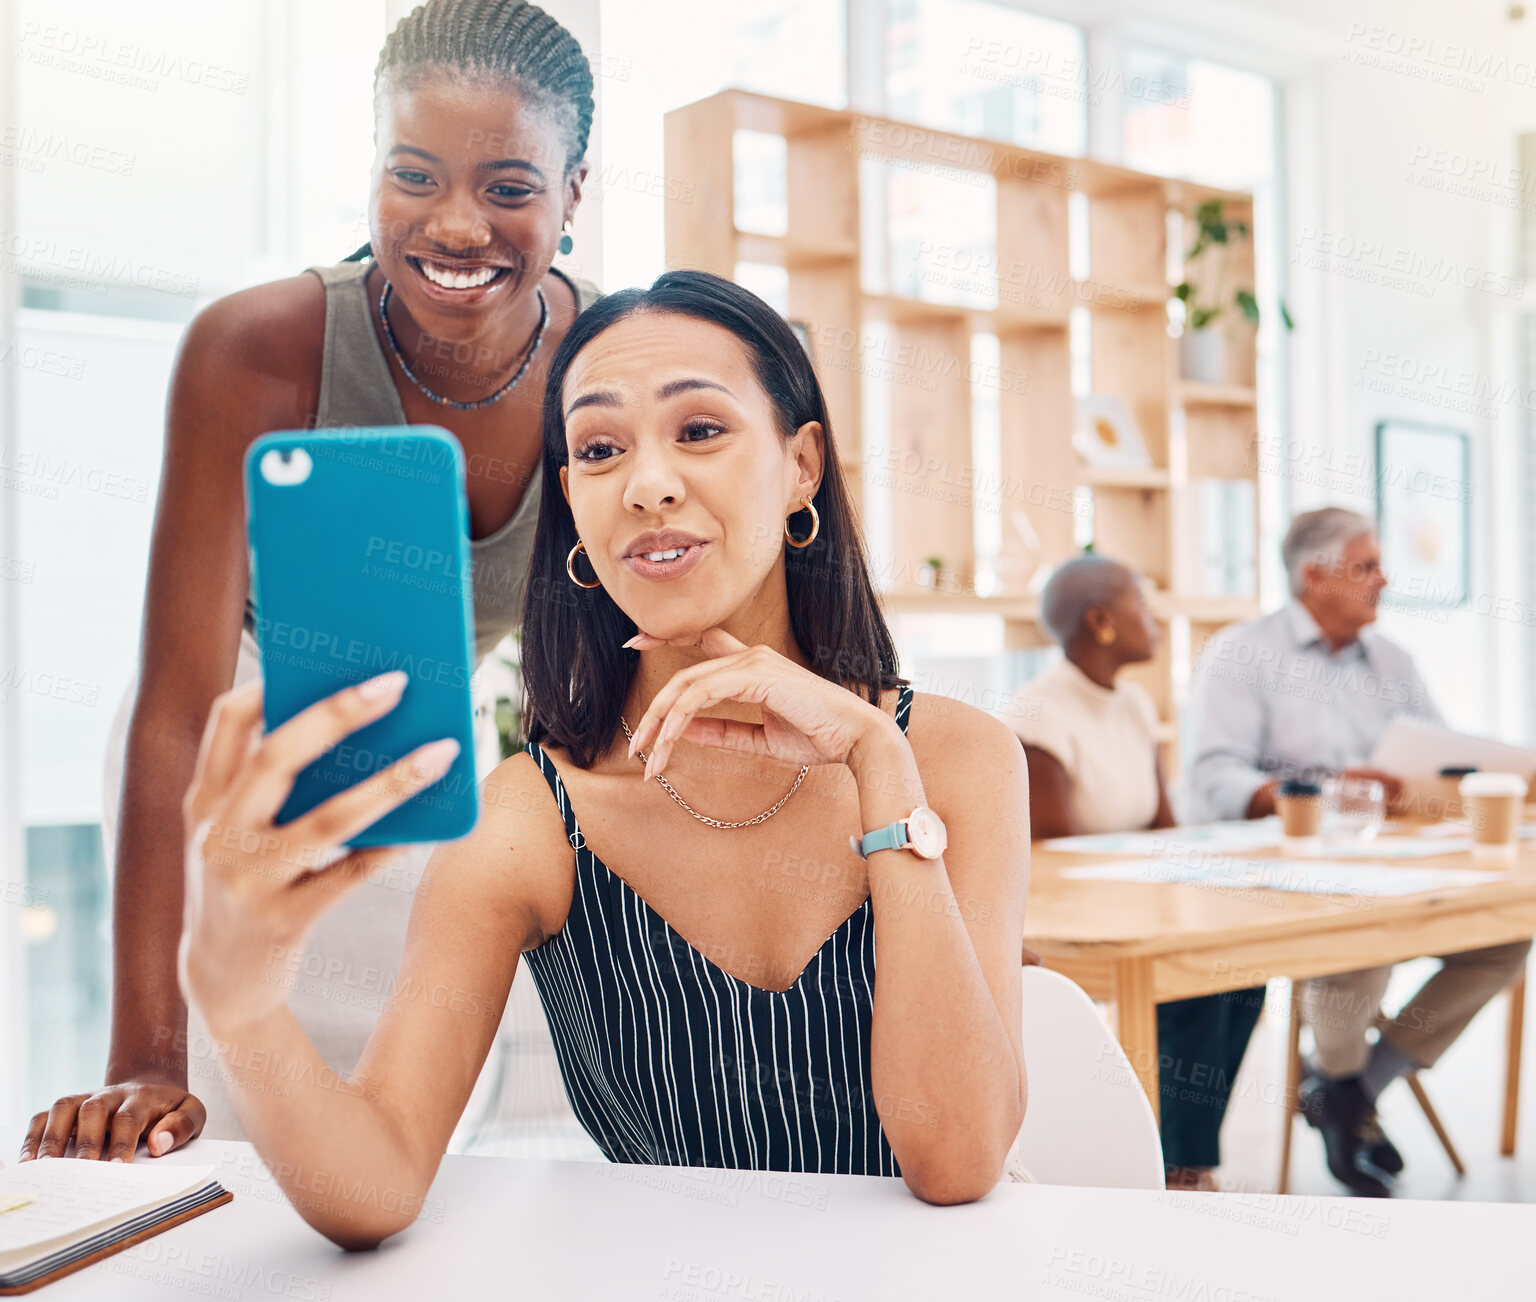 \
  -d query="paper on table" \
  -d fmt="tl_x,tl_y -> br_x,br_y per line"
1369,716 -> 1536,780
0,1159 -> 214,1261
1043,820 -> 1284,856
1060,857 -> 1506,897
1287,836 -> 1473,859
1419,820 -> 1536,841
